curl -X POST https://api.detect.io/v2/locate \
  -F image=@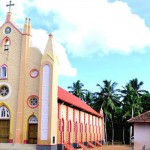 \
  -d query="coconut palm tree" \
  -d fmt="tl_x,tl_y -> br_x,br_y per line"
68,80 -> 87,100
120,78 -> 148,144
93,80 -> 120,144
83,91 -> 94,107
141,93 -> 150,112
121,78 -> 148,119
